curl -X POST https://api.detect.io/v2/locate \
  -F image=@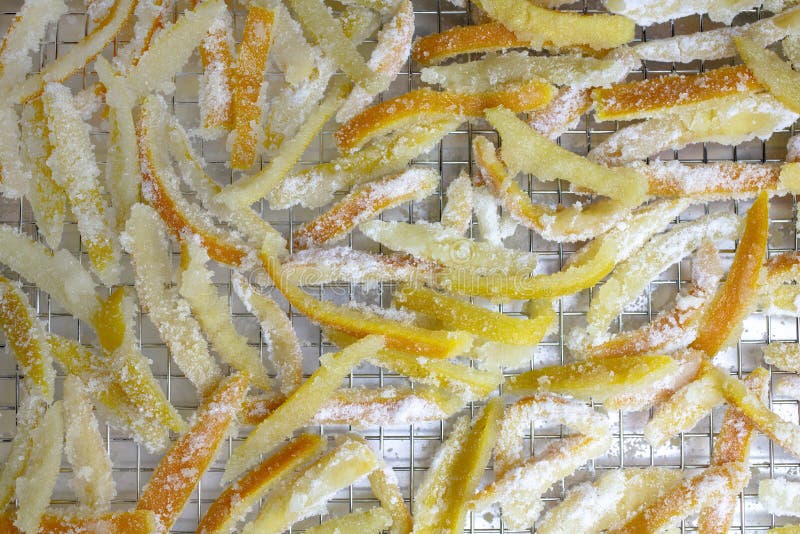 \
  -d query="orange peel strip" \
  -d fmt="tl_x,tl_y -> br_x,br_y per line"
764,343 -> 800,373
231,6 -> 274,170
737,35 -> 800,114
759,478 -> 800,517
0,0 -> 66,88
528,86 -> 592,140
593,65 -> 763,122
474,135 -> 629,242
413,398 -> 502,533
335,80 -> 553,153
195,4 -> 235,136
292,168 -> 438,250
137,374 -> 249,533
222,335 -> 384,484
0,510 -> 157,534
0,398 -> 45,510
440,173 -> 473,234
304,509 -> 393,534
690,191 -> 768,357
697,367 -> 769,533
197,434 -> 324,534
412,23 -> 526,66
